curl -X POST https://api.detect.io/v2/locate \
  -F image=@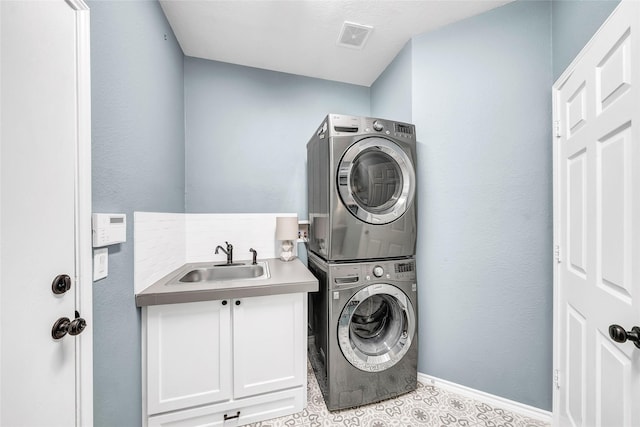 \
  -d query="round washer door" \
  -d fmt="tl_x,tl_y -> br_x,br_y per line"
338,283 -> 416,372
337,137 -> 415,224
